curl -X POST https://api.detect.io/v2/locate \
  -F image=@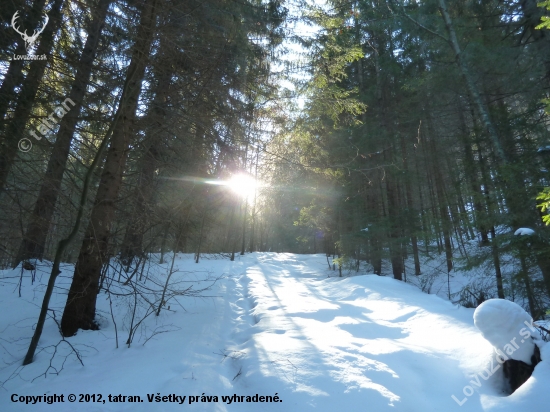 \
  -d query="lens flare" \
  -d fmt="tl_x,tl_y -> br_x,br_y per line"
227,173 -> 259,198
